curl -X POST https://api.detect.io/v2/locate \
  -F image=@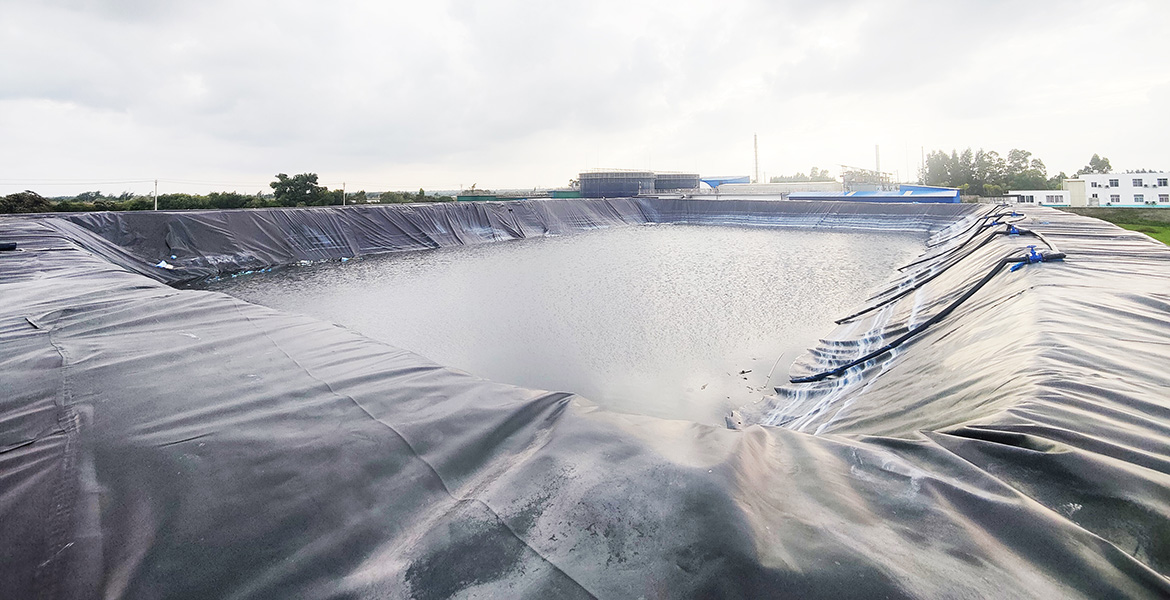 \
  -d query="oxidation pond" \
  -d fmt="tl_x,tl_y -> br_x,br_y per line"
200,224 -> 925,424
